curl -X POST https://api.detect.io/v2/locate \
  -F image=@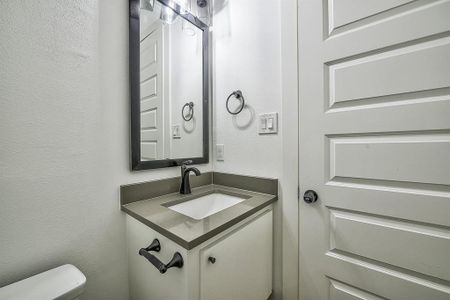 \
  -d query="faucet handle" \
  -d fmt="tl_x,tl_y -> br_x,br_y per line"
180,160 -> 193,177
